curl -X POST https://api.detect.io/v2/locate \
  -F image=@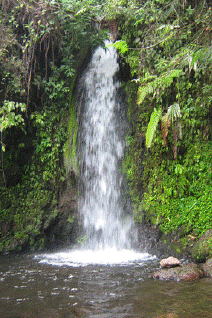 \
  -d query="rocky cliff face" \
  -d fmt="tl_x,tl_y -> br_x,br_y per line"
44,175 -> 79,250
